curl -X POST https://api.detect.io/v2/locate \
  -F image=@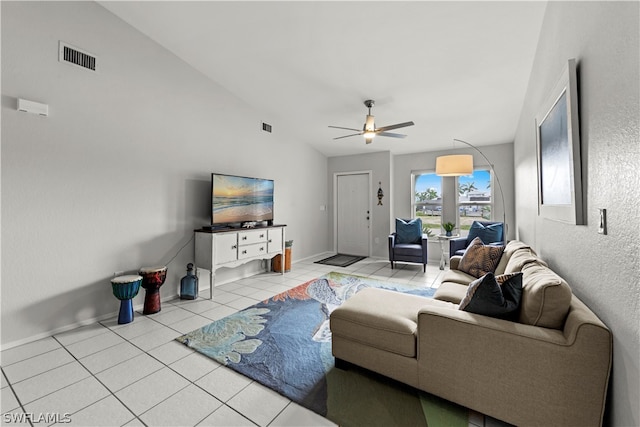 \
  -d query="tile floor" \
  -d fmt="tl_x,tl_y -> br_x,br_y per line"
1,256 -> 502,427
